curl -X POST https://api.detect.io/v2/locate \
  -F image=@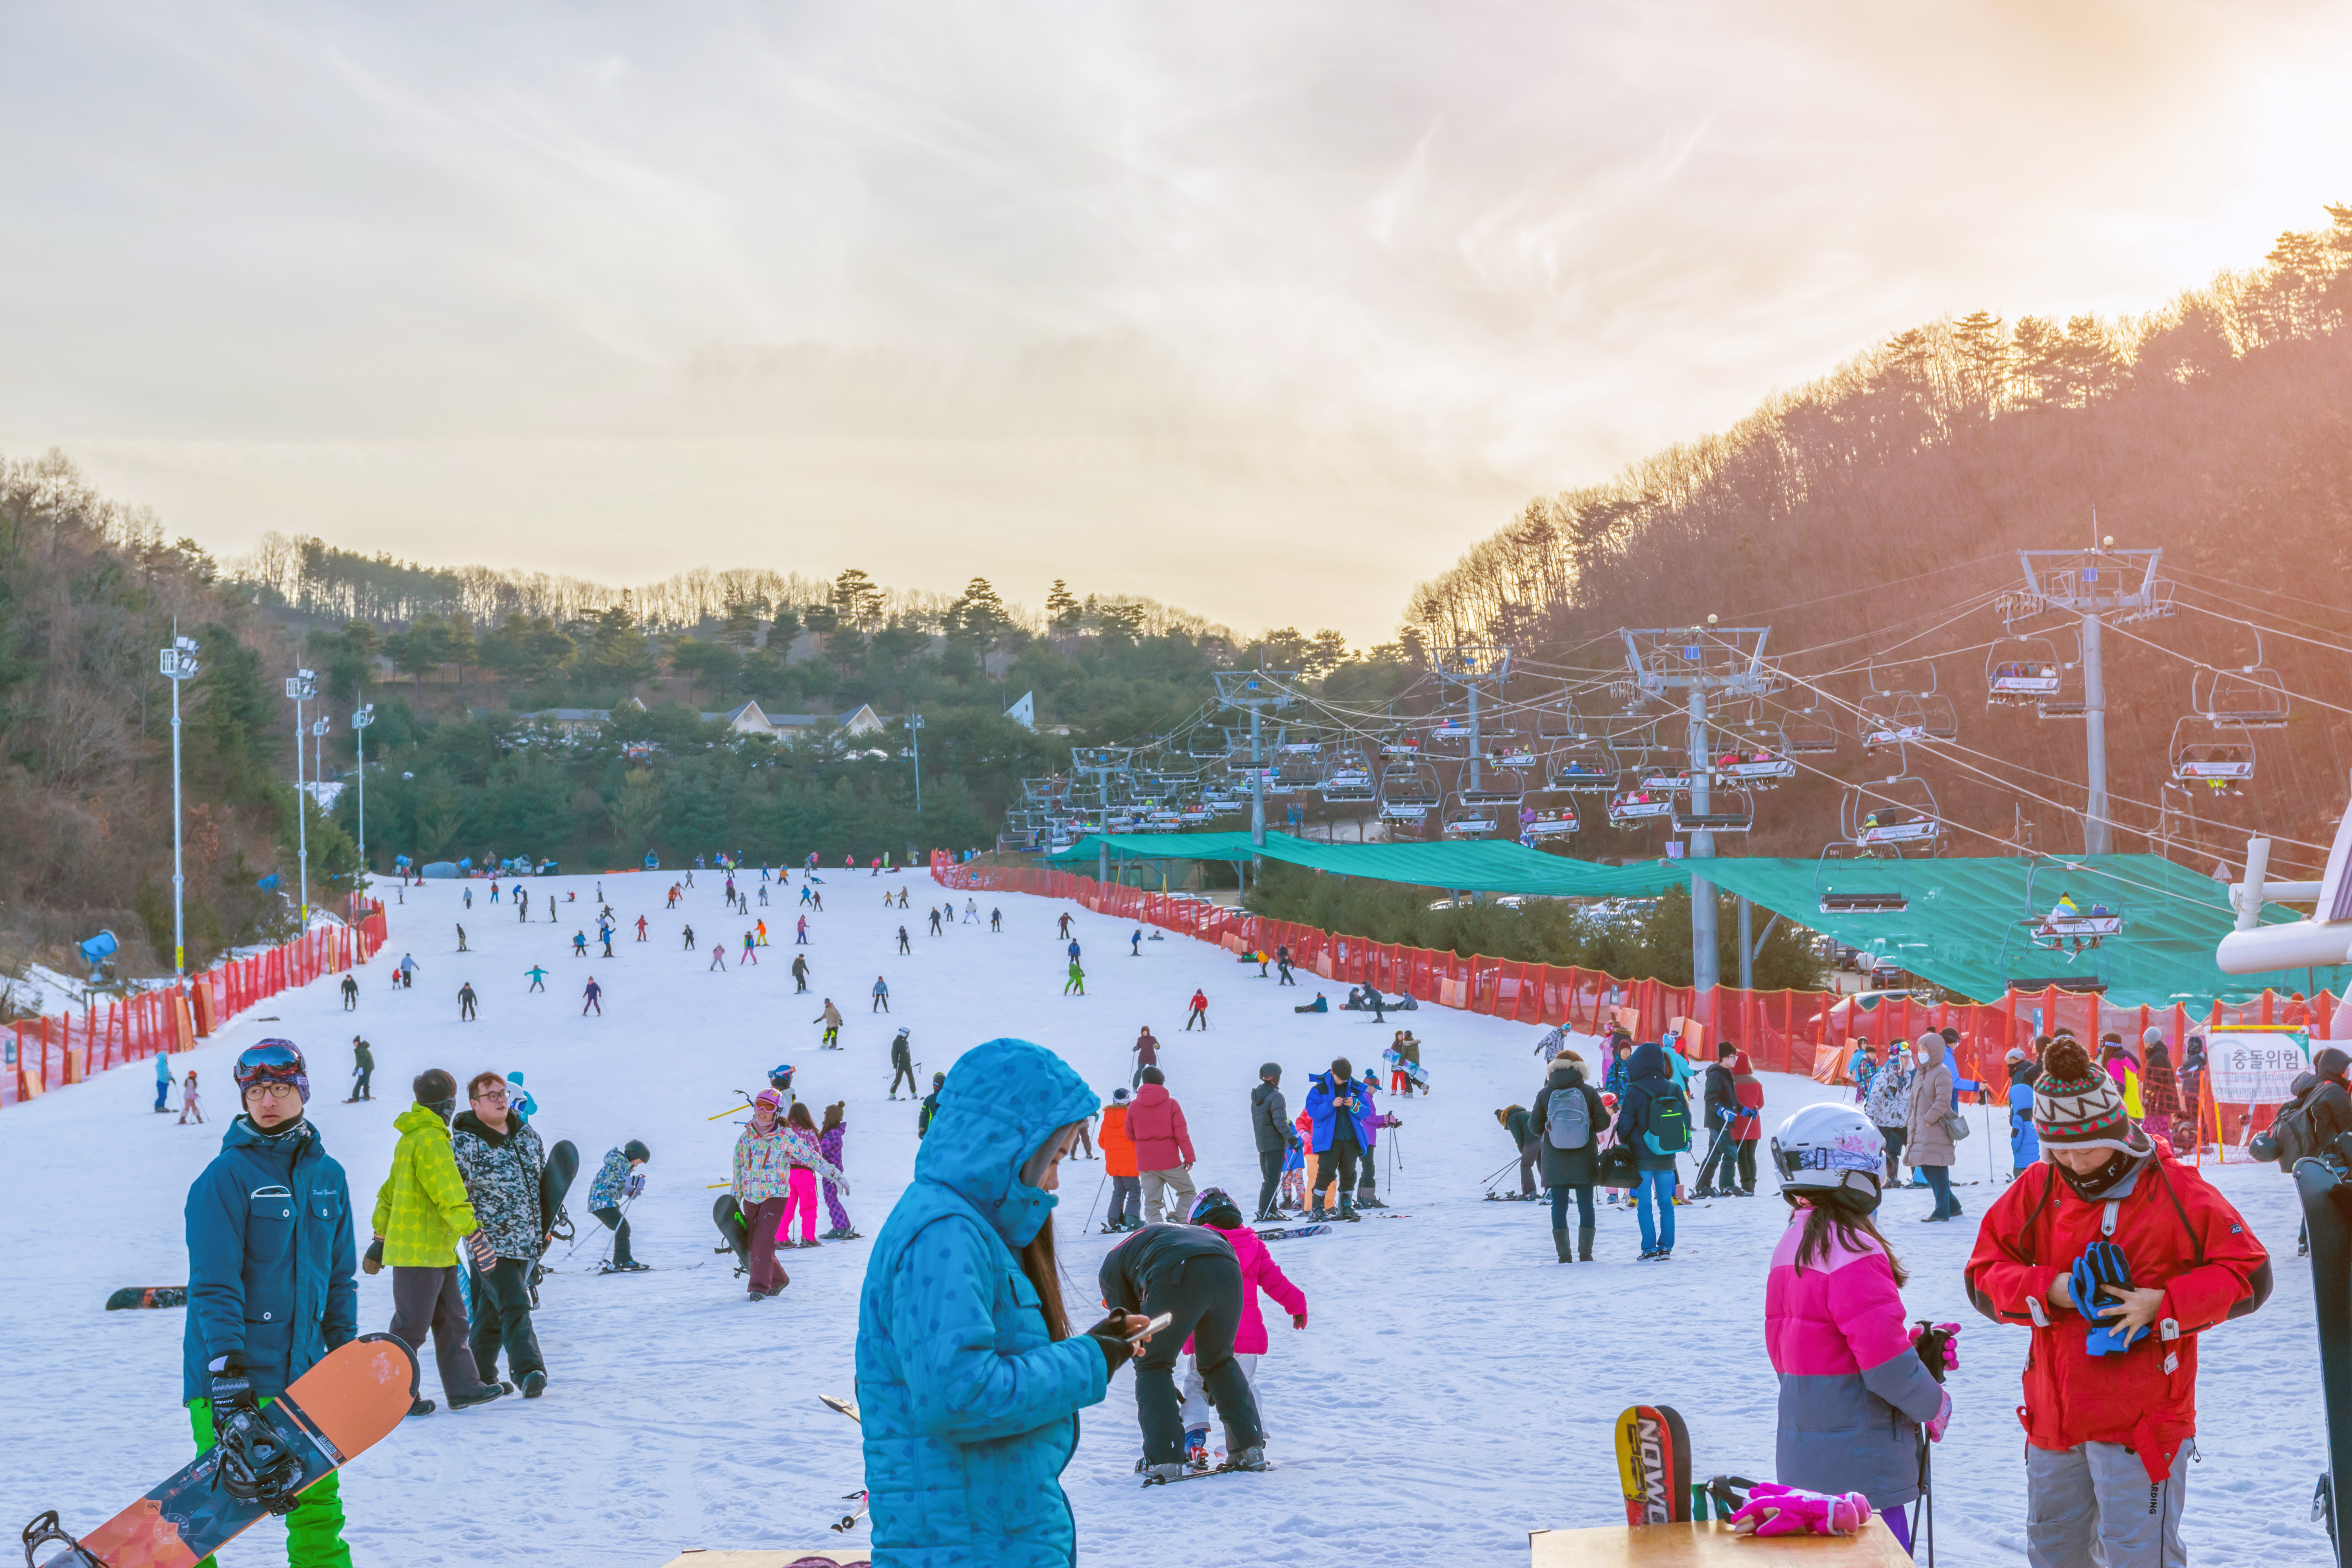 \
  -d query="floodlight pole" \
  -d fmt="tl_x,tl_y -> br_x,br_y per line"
352,704 -> 375,893
909,713 -> 924,816
285,668 -> 318,924
2015,542 -> 2163,856
160,631 -> 200,978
